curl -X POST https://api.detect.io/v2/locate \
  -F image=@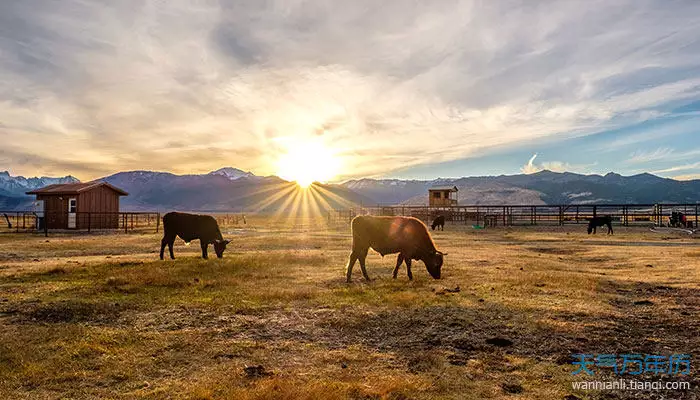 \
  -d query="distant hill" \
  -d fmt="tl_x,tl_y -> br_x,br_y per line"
341,170 -> 700,206
3,168 -> 699,211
